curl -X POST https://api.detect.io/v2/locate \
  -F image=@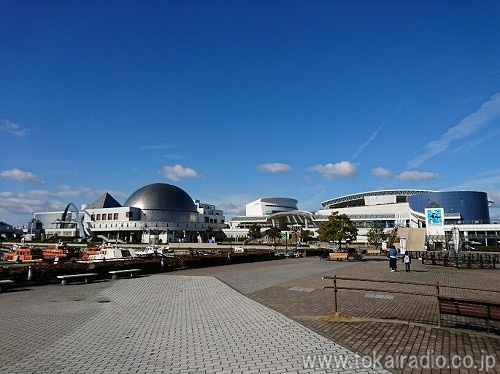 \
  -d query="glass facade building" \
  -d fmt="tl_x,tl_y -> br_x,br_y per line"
408,191 -> 490,225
